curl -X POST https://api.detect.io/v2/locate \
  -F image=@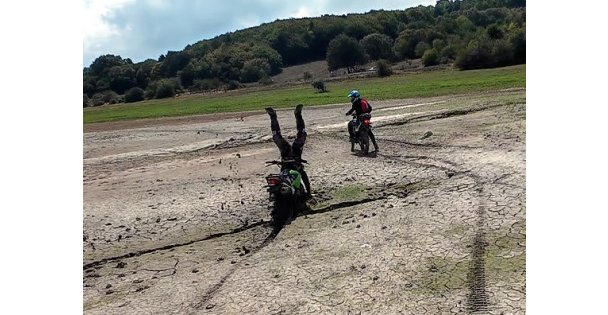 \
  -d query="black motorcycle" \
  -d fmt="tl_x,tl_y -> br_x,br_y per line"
264,159 -> 308,233
350,113 -> 372,155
